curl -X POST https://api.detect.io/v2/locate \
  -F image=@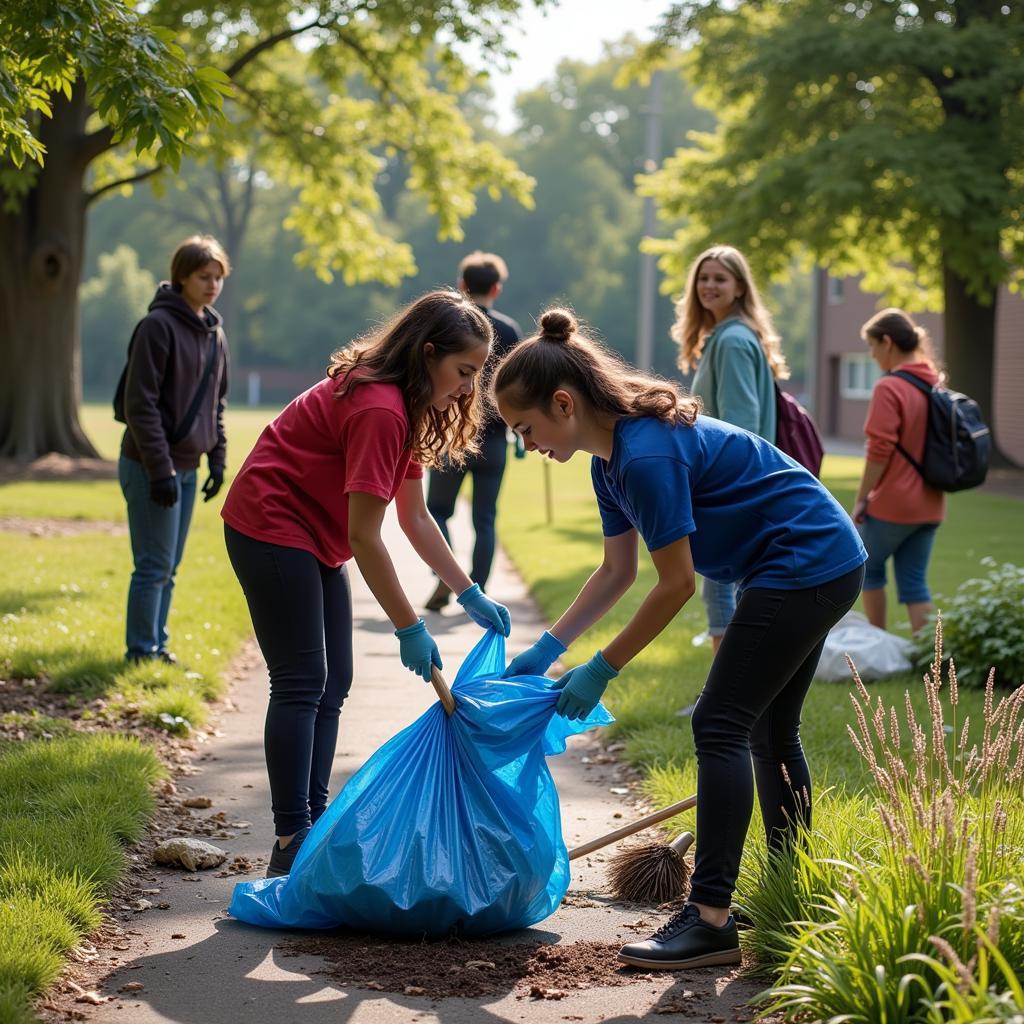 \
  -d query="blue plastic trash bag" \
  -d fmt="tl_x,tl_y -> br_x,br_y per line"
229,628 -> 613,937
